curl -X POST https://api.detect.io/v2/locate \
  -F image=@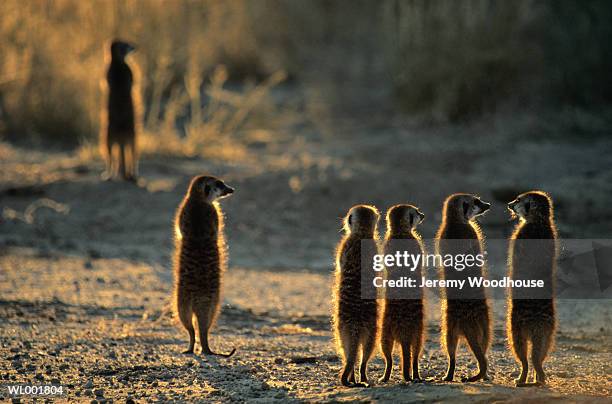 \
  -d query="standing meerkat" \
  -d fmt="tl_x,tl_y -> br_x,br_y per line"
333,205 -> 380,387
436,193 -> 491,382
173,175 -> 236,357
379,204 -> 426,383
507,191 -> 558,386
101,39 -> 139,182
